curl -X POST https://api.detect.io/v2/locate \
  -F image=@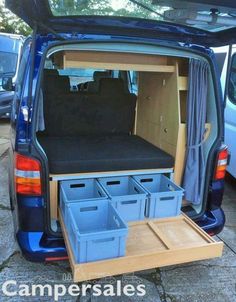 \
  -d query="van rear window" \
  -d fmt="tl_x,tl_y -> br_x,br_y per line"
58,68 -> 105,86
